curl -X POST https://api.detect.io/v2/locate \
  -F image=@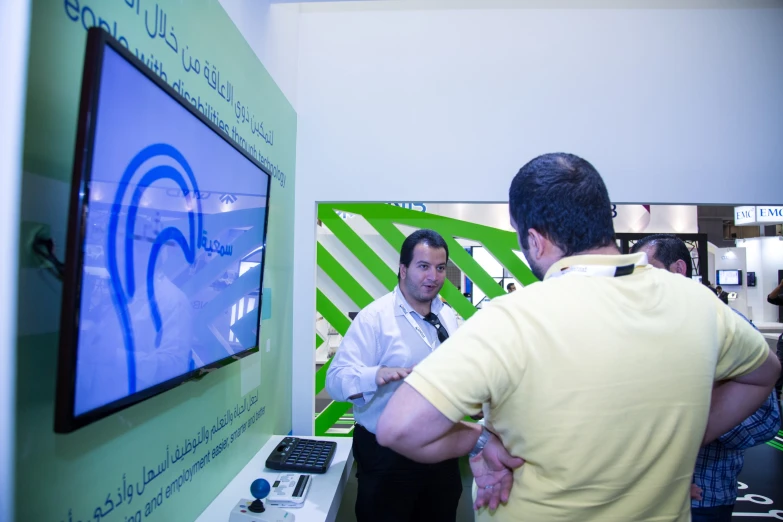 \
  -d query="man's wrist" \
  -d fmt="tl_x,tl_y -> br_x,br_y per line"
469,425 -> 491,457
357,365 -> 382,393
